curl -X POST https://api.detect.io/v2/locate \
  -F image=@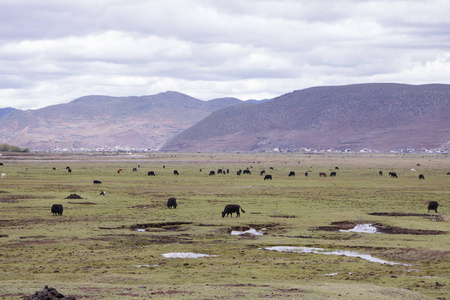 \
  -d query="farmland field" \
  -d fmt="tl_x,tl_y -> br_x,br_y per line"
0,152 -> 448,299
